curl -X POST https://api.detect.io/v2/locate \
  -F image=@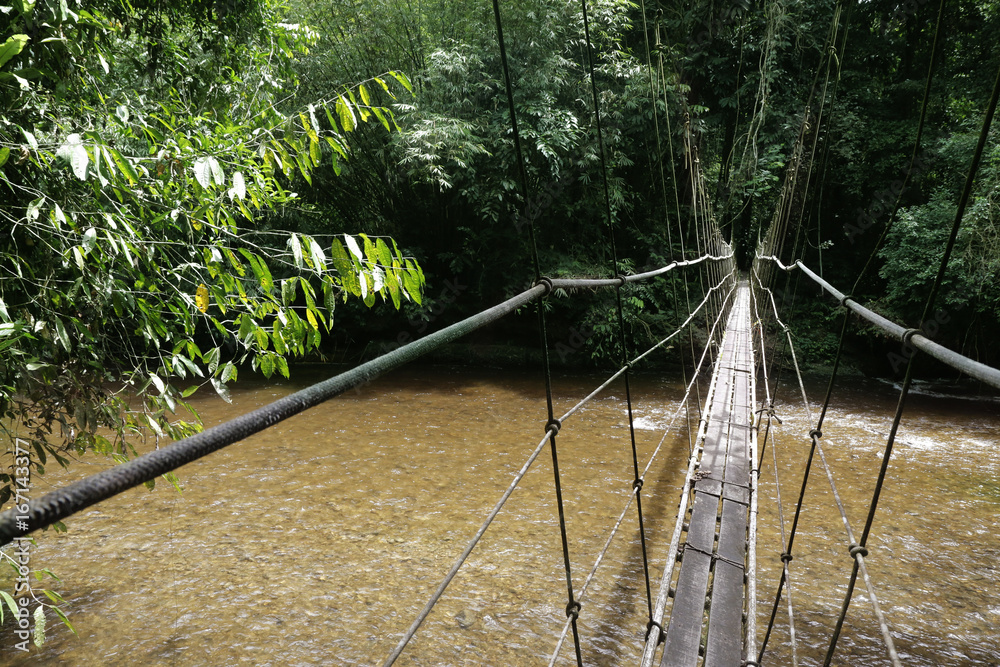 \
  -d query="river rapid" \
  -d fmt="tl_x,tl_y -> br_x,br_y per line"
1,365 -> 997,665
